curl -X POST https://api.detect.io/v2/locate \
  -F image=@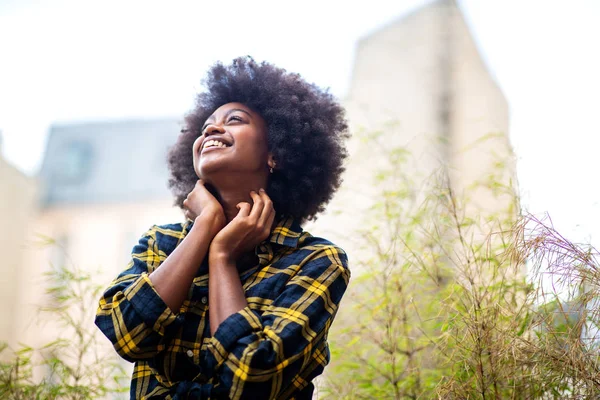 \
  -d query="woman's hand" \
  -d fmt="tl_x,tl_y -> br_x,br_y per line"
183,179 -> 226,237
209,189 -> 275,263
